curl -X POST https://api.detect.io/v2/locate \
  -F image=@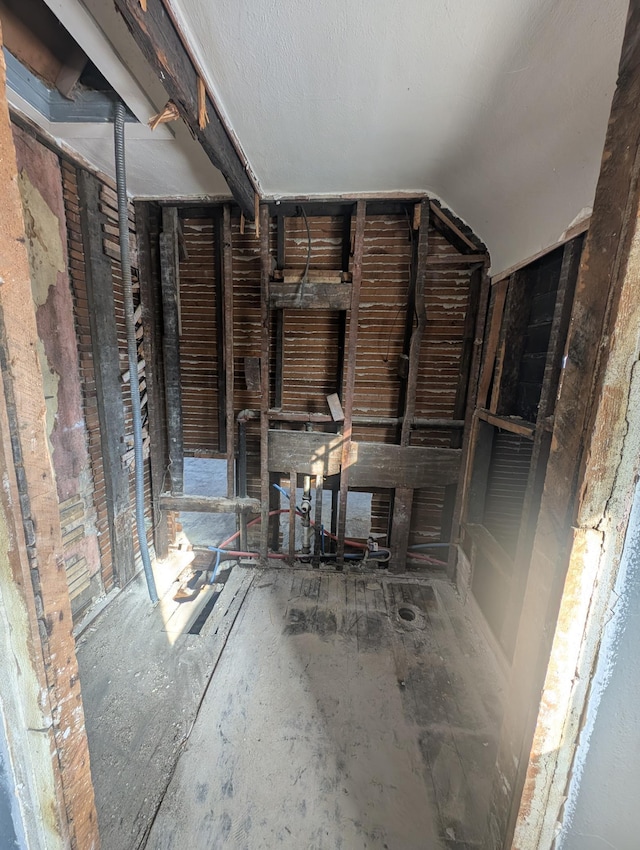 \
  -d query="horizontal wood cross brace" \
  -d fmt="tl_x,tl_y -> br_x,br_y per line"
158,494 -> 261,513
